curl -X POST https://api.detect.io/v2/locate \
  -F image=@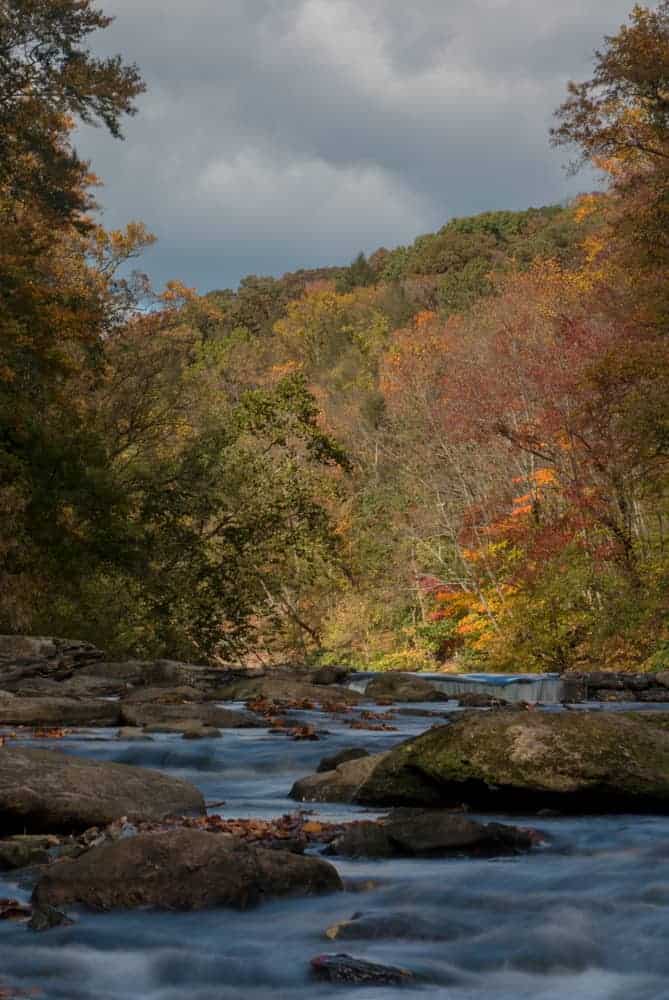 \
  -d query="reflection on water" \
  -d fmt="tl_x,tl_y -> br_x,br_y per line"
2,699 -> 669,999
